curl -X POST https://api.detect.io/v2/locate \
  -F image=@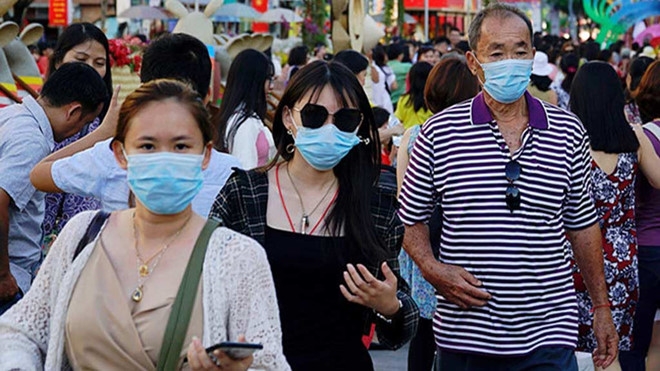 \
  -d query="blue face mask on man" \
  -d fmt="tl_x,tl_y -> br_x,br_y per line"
123,149 -> 205,215
478,58 -> 533,104
293,123 -> 362,171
